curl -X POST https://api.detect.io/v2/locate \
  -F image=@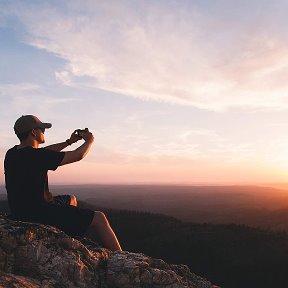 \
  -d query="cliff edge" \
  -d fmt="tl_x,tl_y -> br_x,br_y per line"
0,213 -> 217,288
